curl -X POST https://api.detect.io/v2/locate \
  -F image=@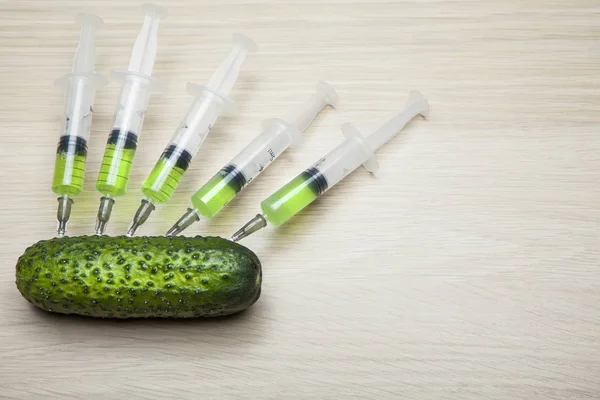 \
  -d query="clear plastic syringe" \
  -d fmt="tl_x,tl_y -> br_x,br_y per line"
126,33 -> 257,236
231,91 -> 430,242
52,14 -> 108,237
95,4 -> 167,235
165,81 -> 339,237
